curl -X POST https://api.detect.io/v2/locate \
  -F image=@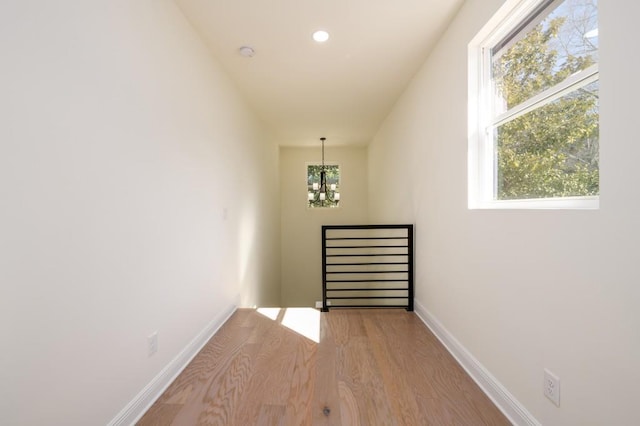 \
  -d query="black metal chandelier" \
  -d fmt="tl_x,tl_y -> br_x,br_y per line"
308,137 -> 340,207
